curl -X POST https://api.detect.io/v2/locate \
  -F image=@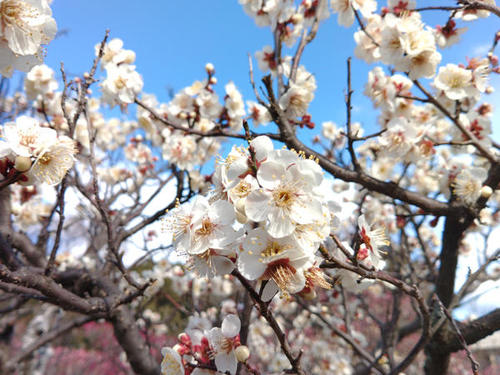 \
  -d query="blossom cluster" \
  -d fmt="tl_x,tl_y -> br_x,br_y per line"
357,57 -> 495,205
166,135 -> 390,304
0,115 -> 76,185
161,314 -> 249,375
136,63 -> 253,171
98,38 -> 143,108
